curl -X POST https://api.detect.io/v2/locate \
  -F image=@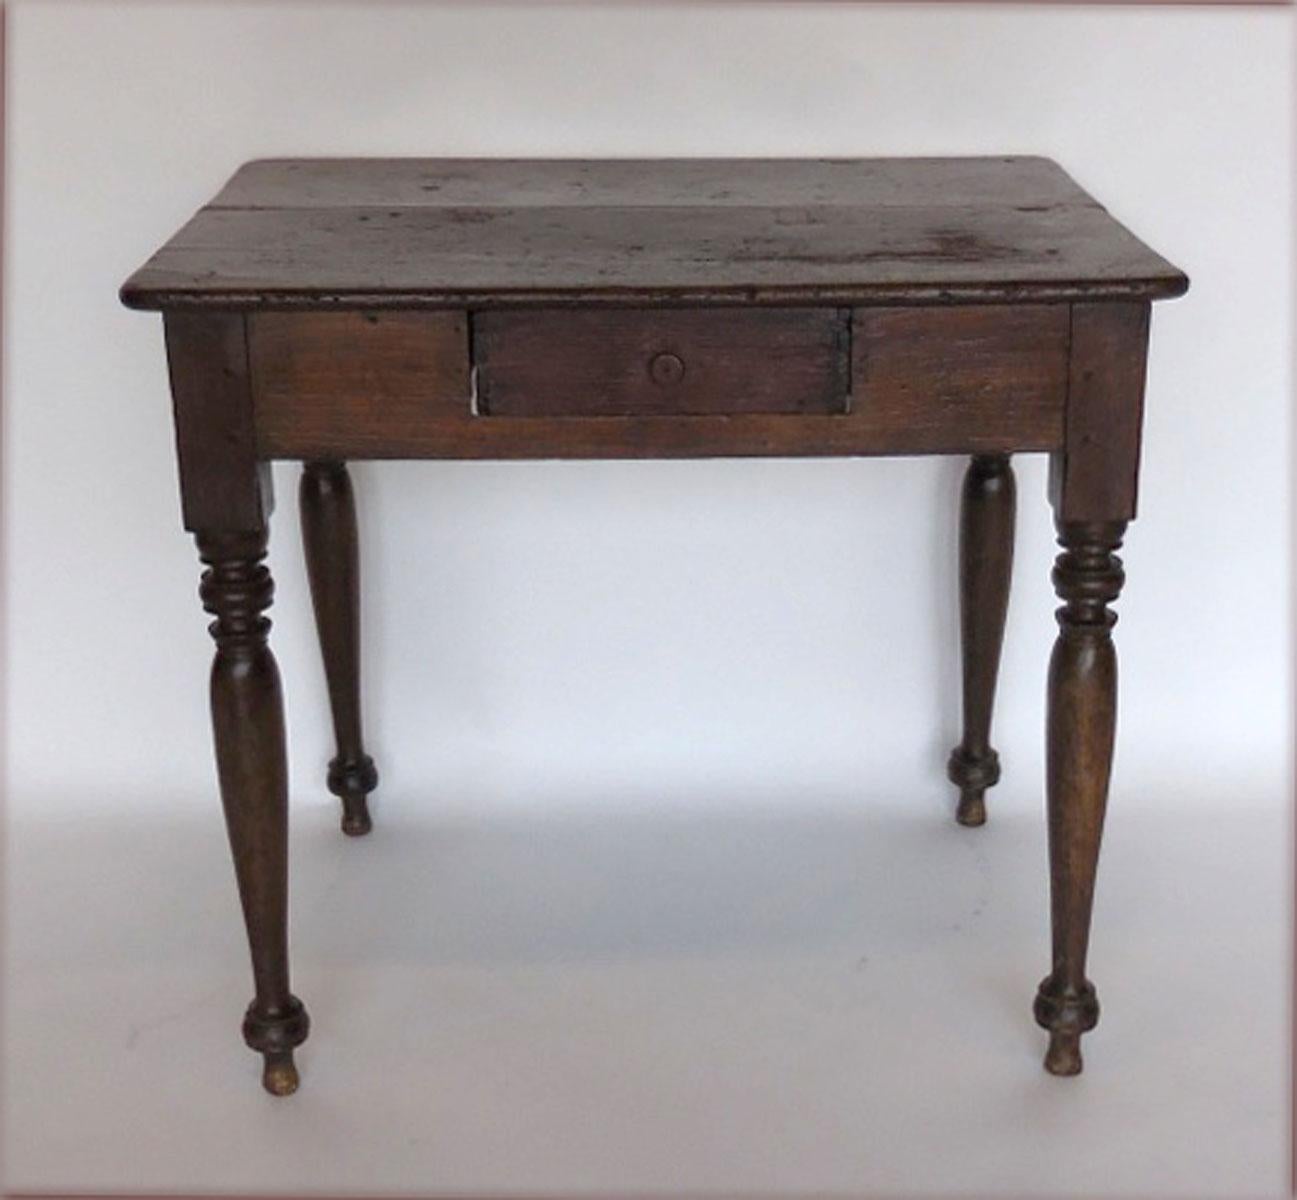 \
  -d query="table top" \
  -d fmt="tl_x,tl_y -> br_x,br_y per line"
120,157 -> 1187,312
